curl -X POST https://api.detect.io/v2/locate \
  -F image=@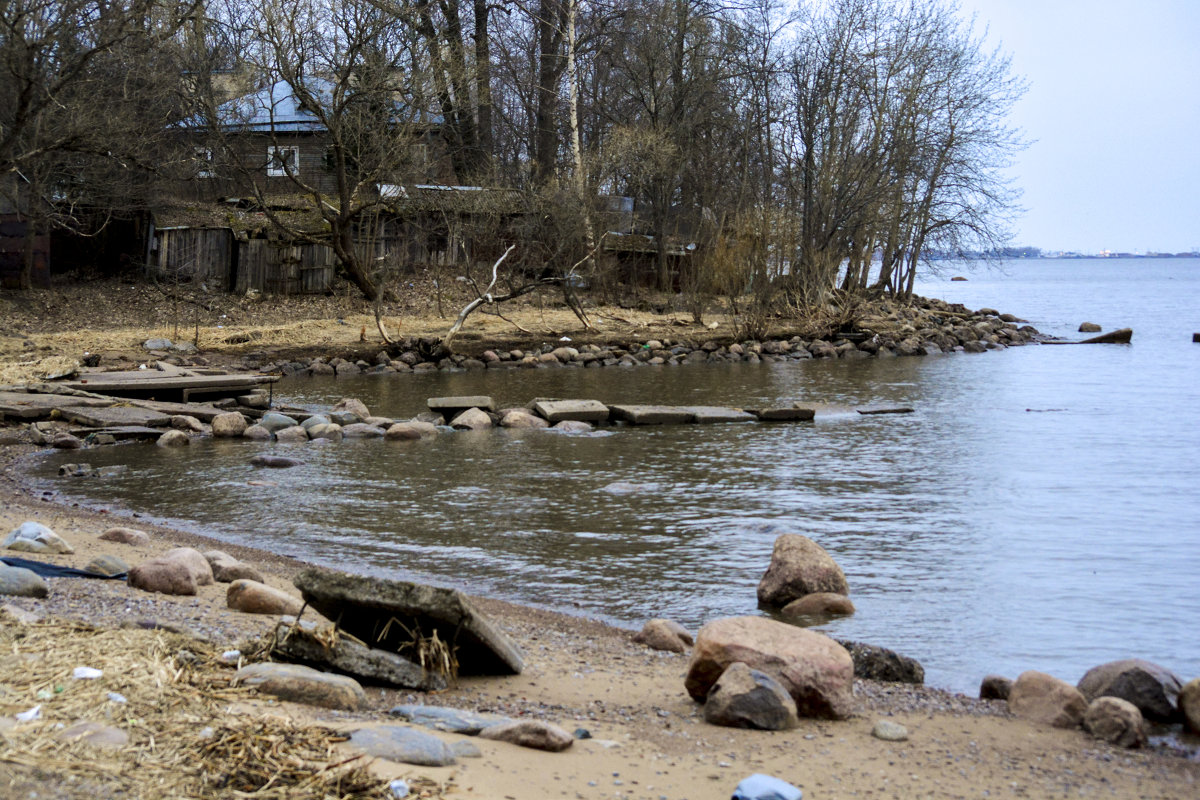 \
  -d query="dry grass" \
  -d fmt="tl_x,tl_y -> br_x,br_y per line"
0,612 -> 444,799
